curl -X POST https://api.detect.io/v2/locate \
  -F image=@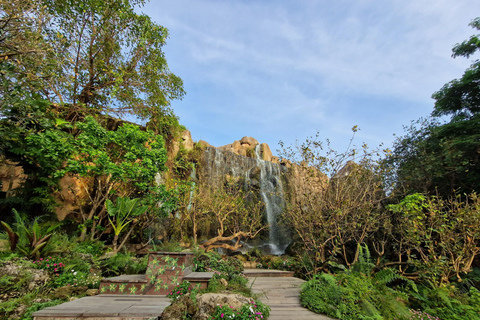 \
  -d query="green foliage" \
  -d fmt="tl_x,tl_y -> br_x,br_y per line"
194,251 -> 244,280
147,113 -> 186,139
48,116 -> 168,241
22,300 -> 65,320
0,292 -> 53,319
166,281 -> 199,301
1,209 -> 60,259
389,18 -> 480,197
61,116 -> 167,189
387,116 -> 480,196
432,17 -> 480,119
0,97 -> 73,214
194,251 -> 249,293
387,193 -> 480,284
405,284 -> 480,320
301,270 -> 410,320
4,0 -> 185,120
211,299 -> 270,320
52,268 -> 102,289
100,252 -> 148,277
33,256 -> 65,274
71,239 -> 106,257
106,197 -> 148,253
